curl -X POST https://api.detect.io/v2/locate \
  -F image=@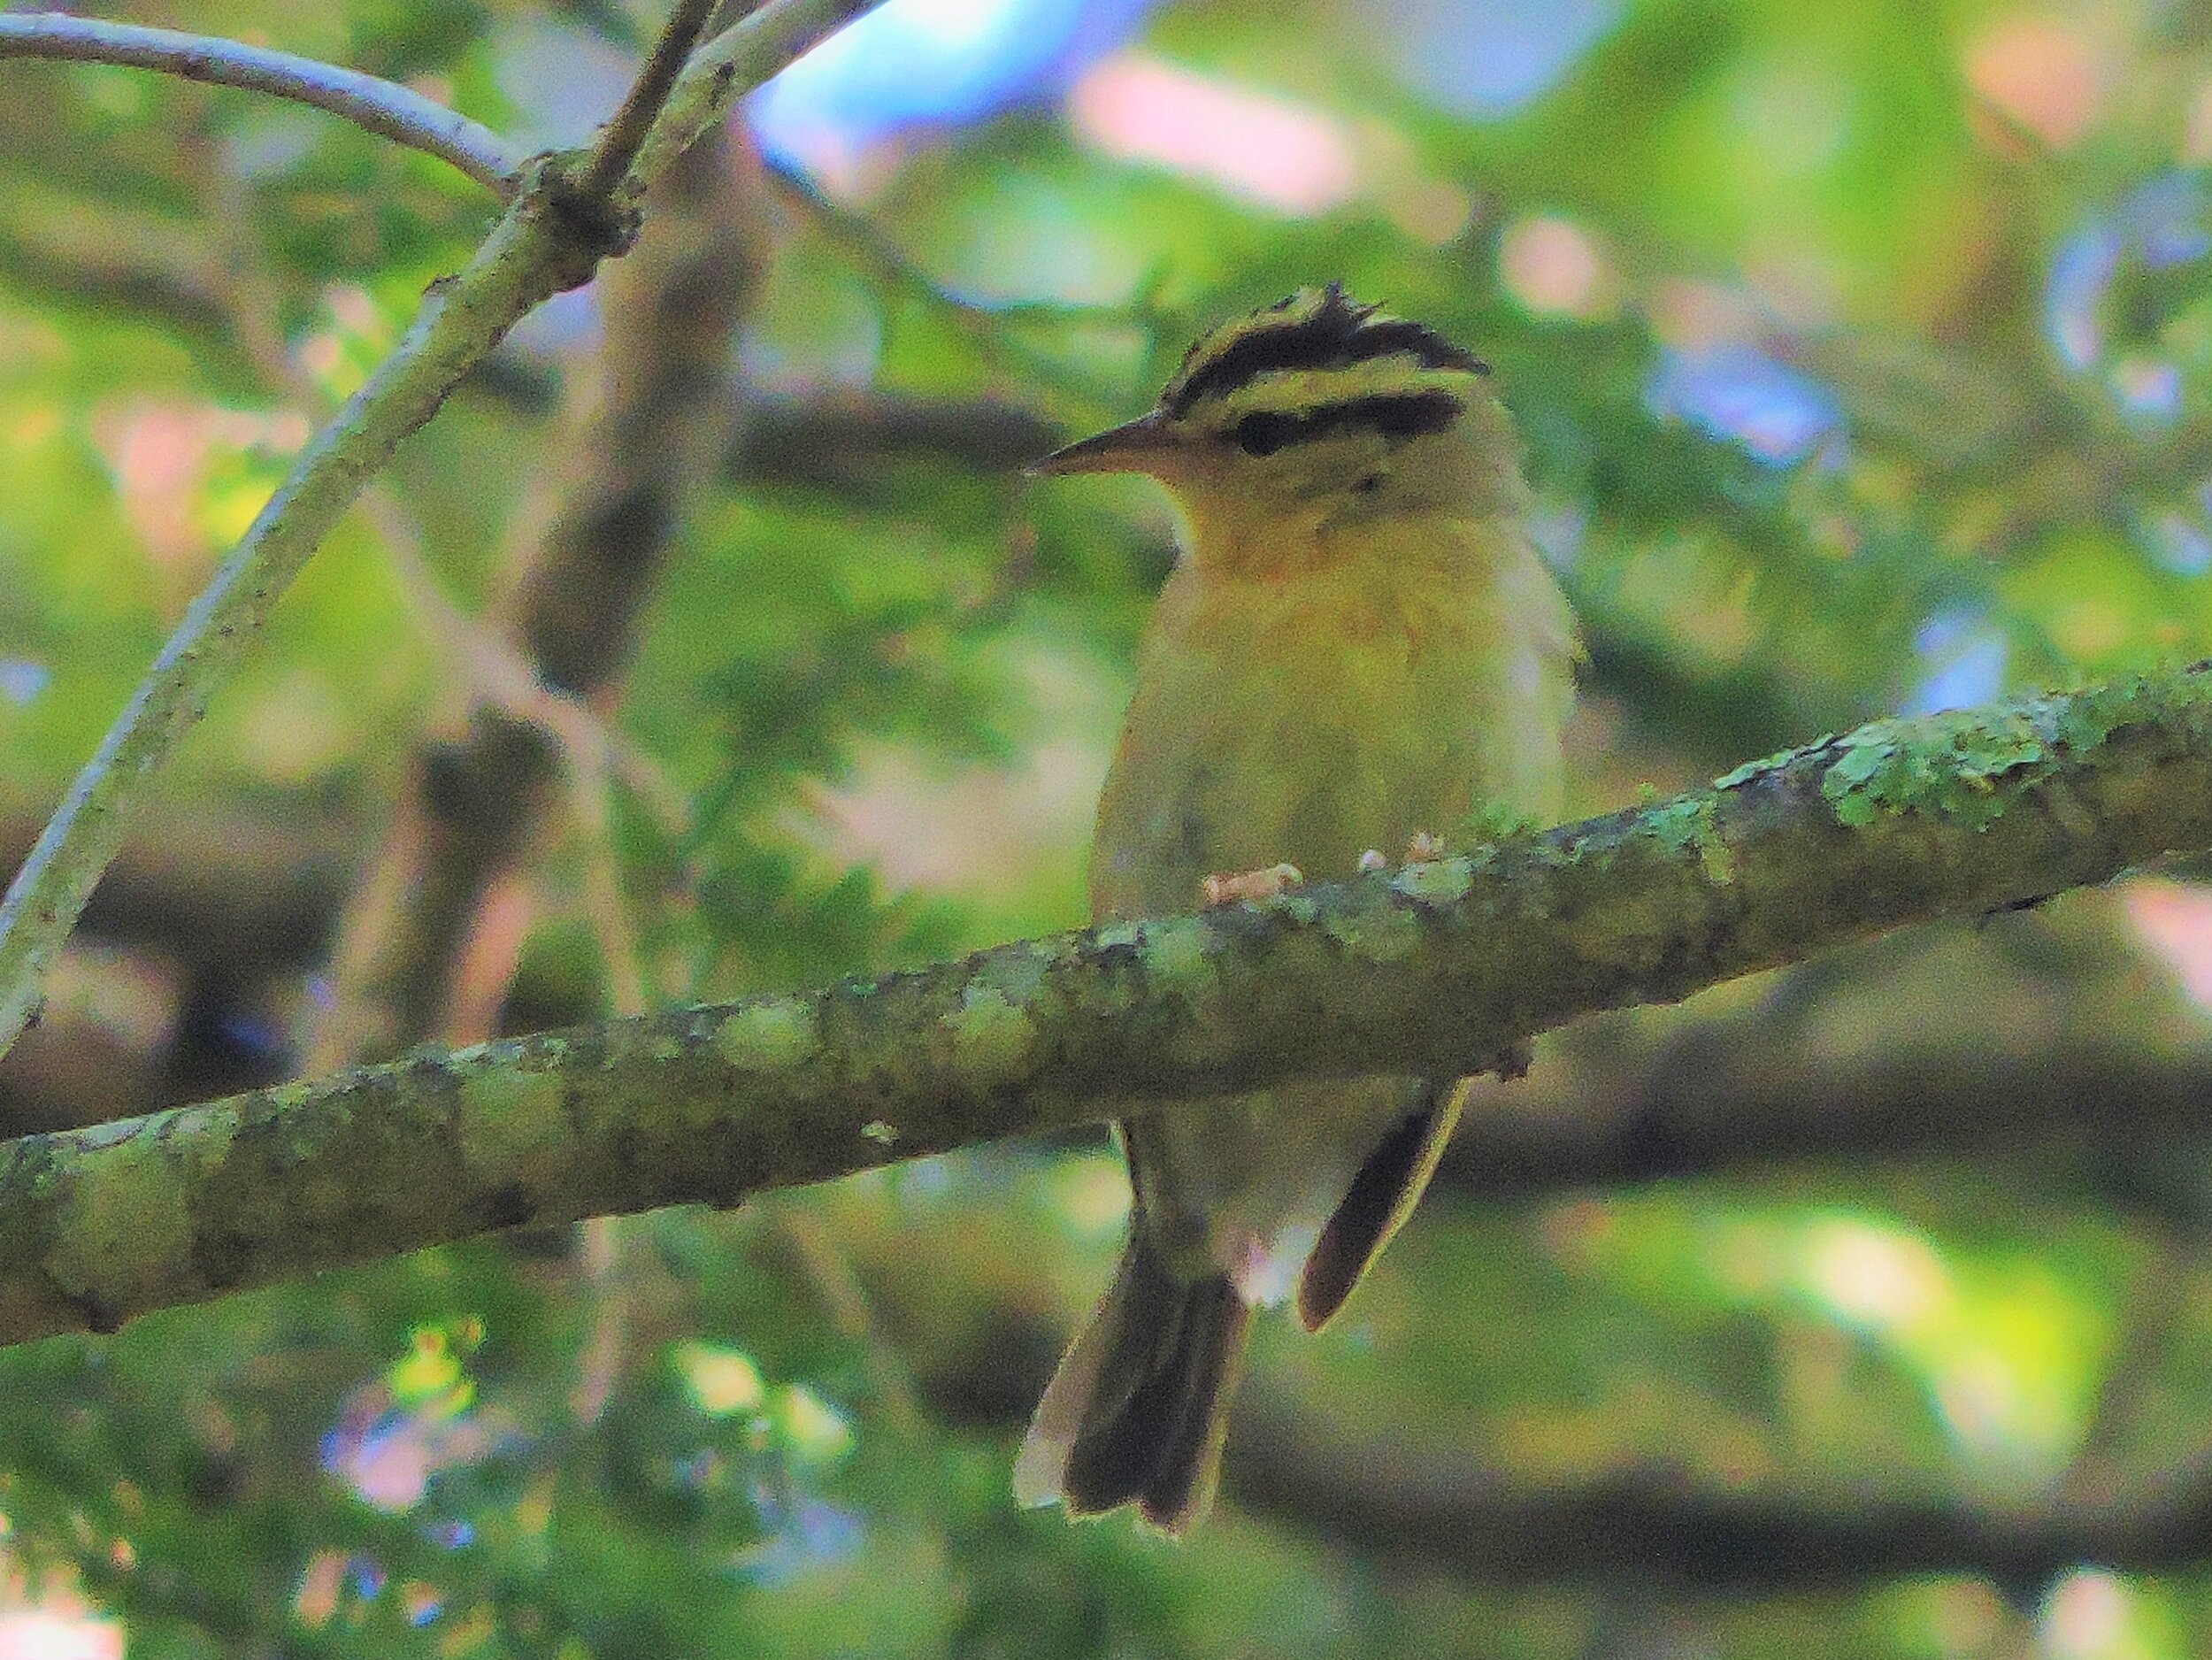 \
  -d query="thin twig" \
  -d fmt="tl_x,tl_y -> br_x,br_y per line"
632,0 -> 881,186
575,0 -> 729,200
568,757 -> 649,1433
0,0 -> 895,1066
569,1211 -> 631,1428
568,734 -> 649,1435
2055,1235 -> 2194,1511
567,729 -> 655,1019
0,12 -> 527,195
